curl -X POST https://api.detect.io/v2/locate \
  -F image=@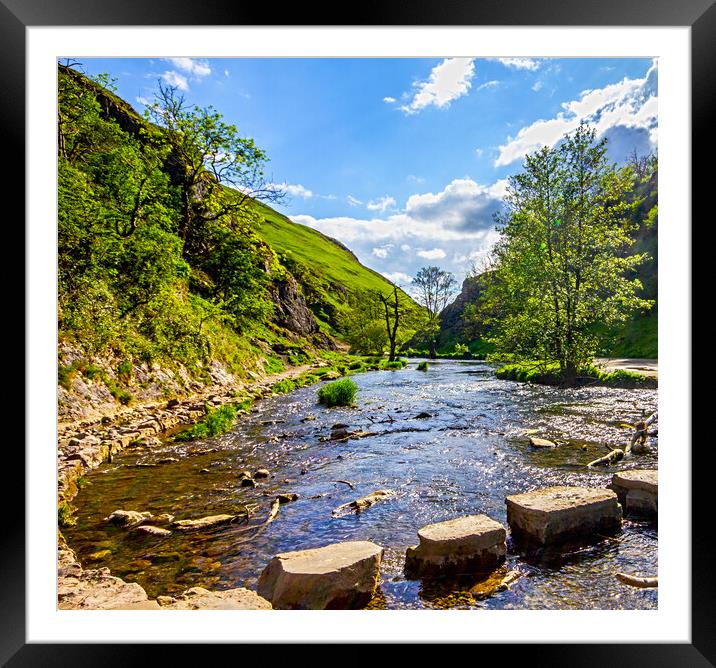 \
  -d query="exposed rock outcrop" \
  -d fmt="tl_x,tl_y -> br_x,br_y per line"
269,275 -> 319,335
